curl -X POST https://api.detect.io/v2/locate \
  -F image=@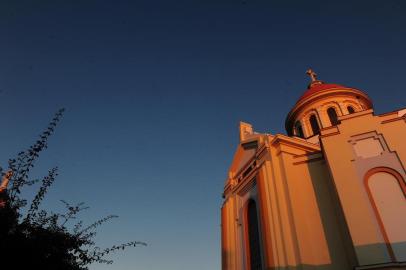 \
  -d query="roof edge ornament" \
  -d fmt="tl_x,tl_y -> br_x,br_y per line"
239,121 -> 253,142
